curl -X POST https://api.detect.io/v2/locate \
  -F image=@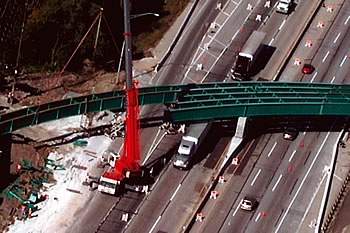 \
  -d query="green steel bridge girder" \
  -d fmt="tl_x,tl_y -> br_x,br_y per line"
1,82 -> 350,135
0,85 -> 183,135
